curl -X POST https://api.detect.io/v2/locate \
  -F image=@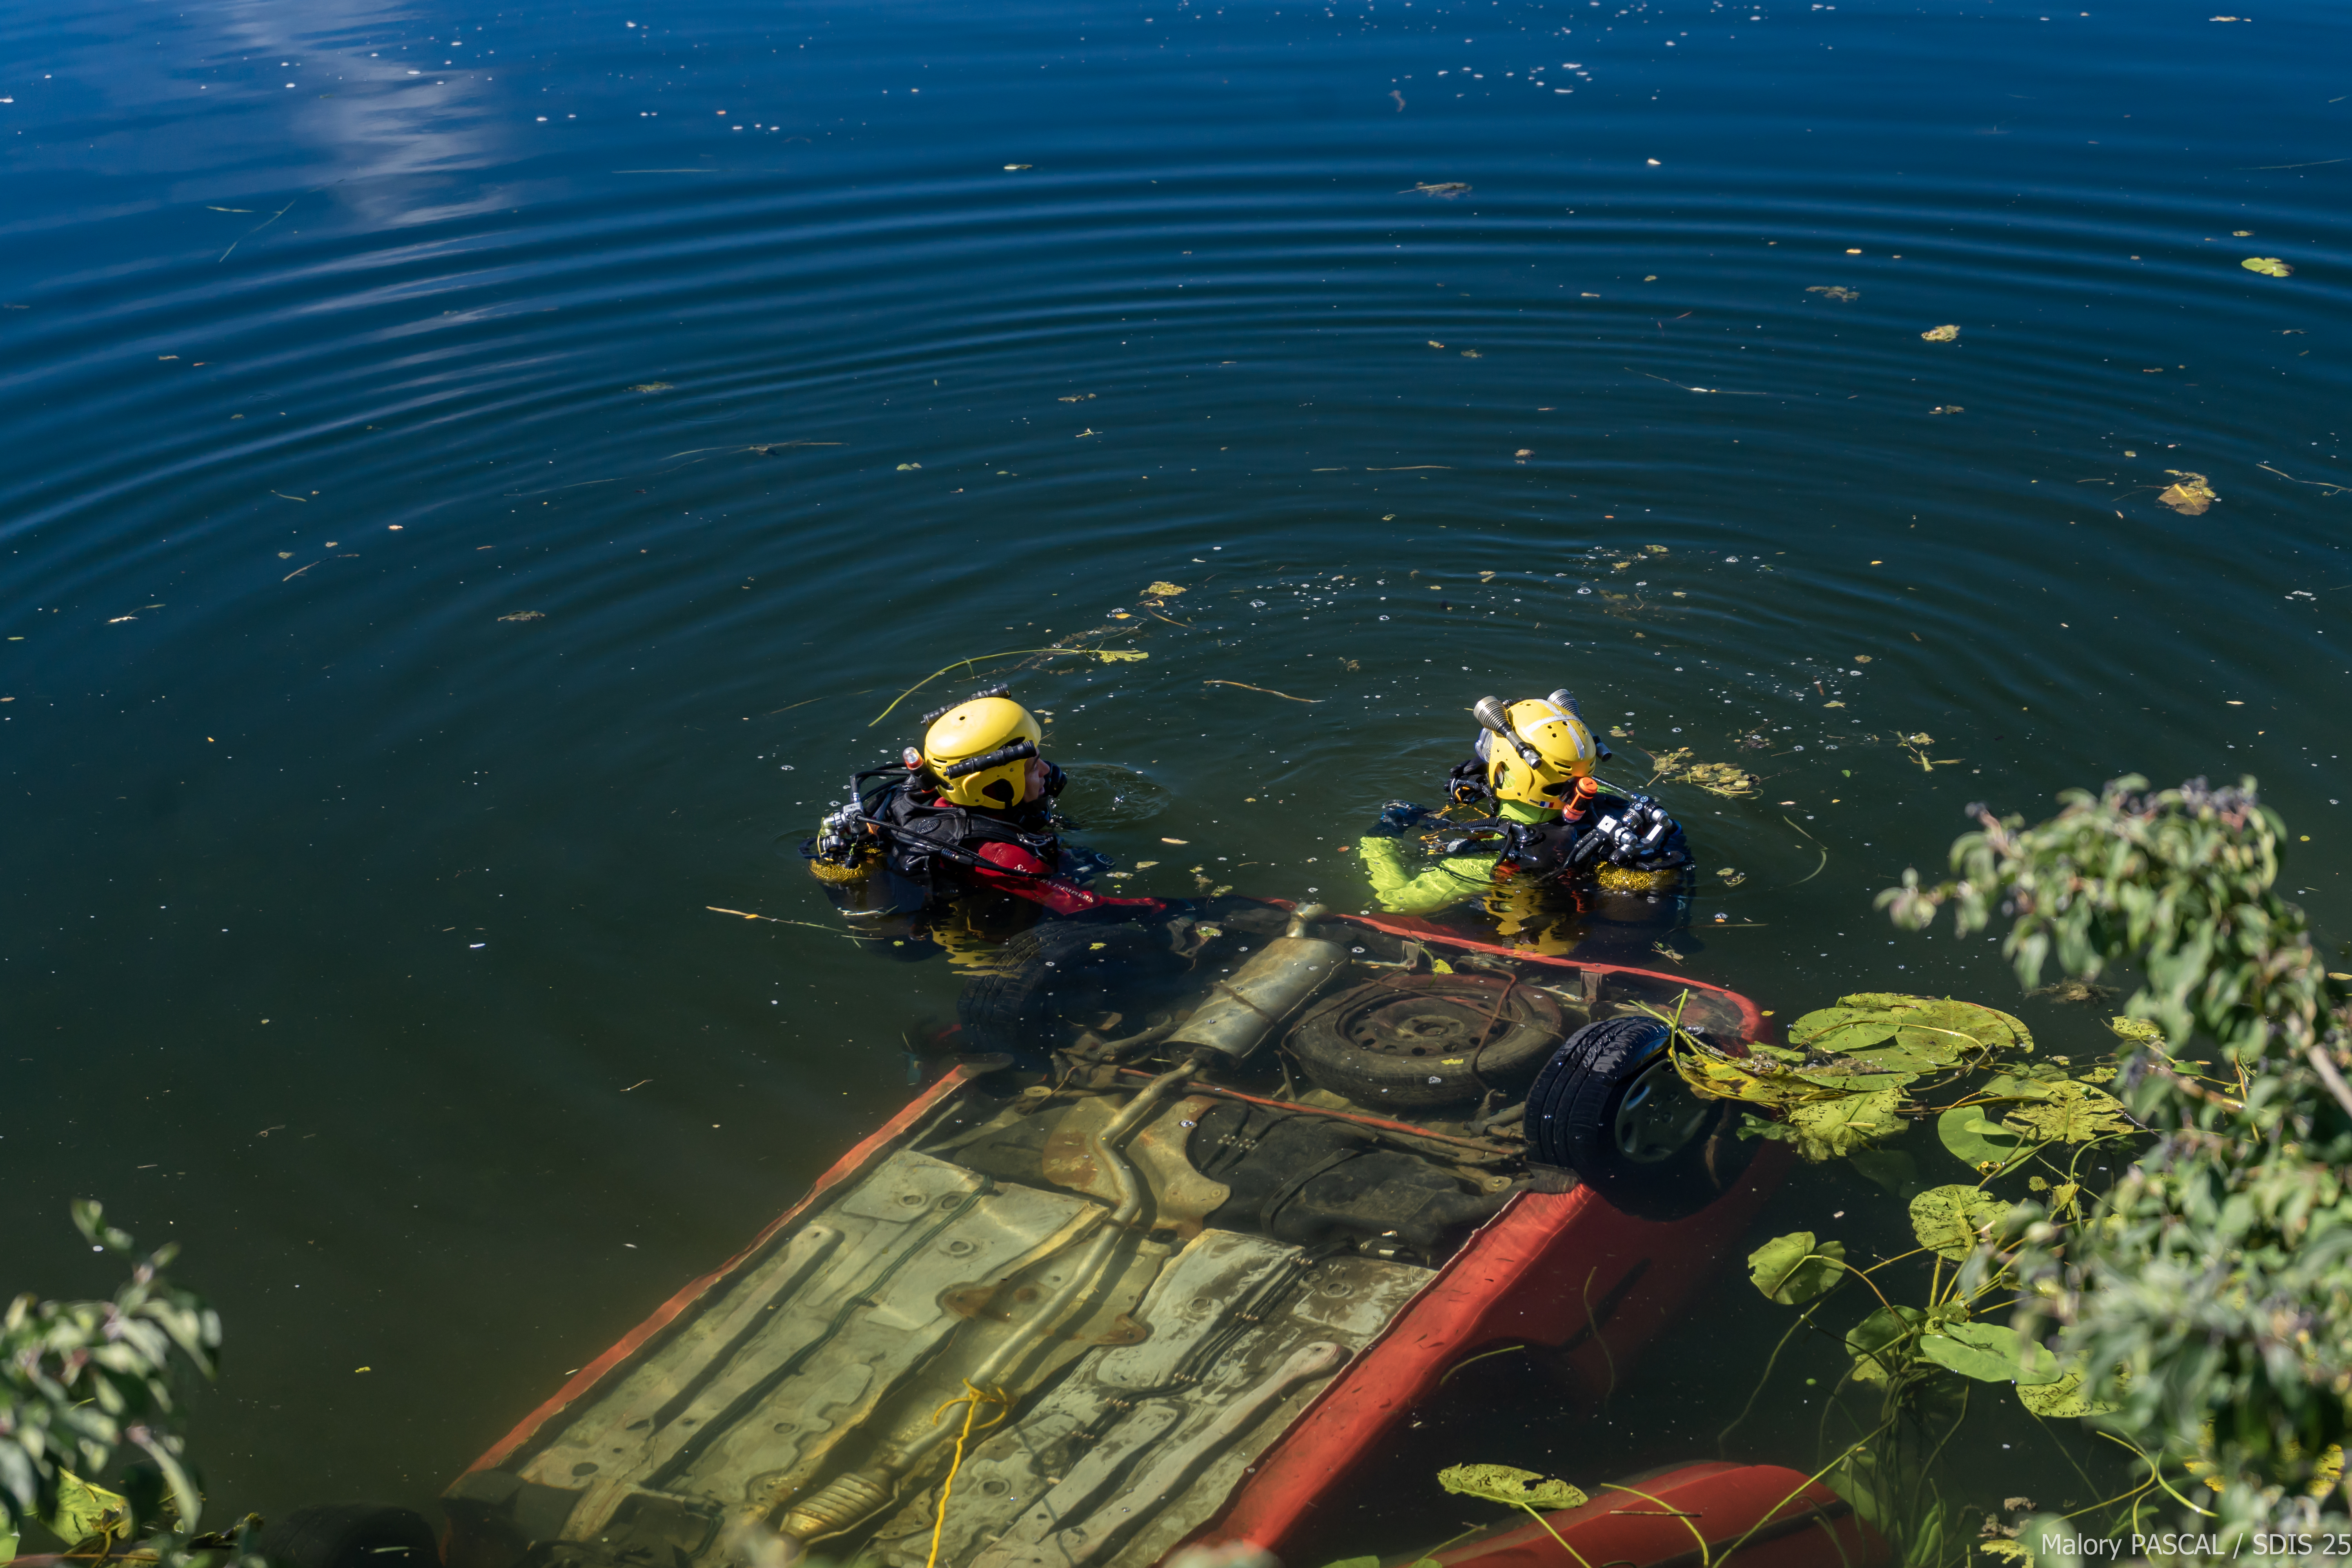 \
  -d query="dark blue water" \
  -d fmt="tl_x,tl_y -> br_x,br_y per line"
5,0 -> 2348,1532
